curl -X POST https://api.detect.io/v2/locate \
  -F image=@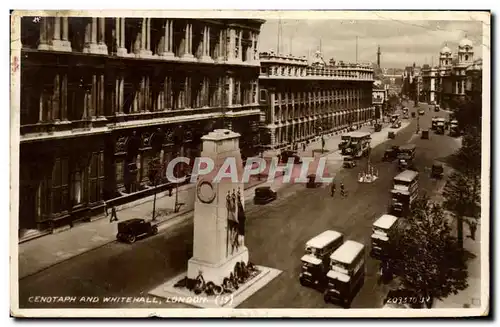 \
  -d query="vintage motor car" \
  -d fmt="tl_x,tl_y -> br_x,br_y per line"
383,146 -> 399,162
431,162 -> 444,179
324,240 -> 366,308
418,109 -> 425,116
116,218 -> 158,244
398,156 -> 416,171
388,131 -> 396,139
253,186 -> 277,205
391,120 -> 401,128
306,174 -> 321,188
280,150 -> 302,164
299,230 -> 344,288
374,123 -> 382,132
421,130 -> 430,139
343,156 -> 356,168
434,104 -> 440,112
370,214 -> 399,259
411,112 -> 416,118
